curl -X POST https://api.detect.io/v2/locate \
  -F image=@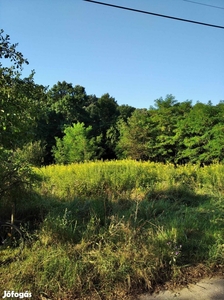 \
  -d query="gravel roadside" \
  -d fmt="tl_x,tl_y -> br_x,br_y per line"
138,277 -> 224,300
